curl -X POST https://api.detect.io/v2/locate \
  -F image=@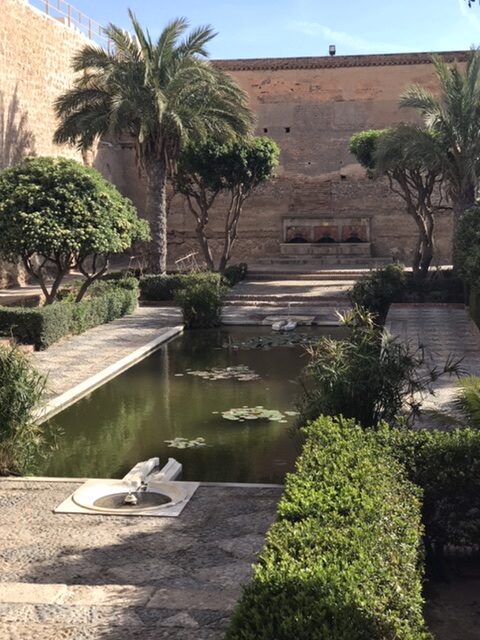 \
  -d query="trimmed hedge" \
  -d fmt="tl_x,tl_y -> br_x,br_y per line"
379,426 -> 480,551
139,274 -> 185,301
226,416 -> 429,640
0,277 -> 138,350
139,269 -> 241,301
